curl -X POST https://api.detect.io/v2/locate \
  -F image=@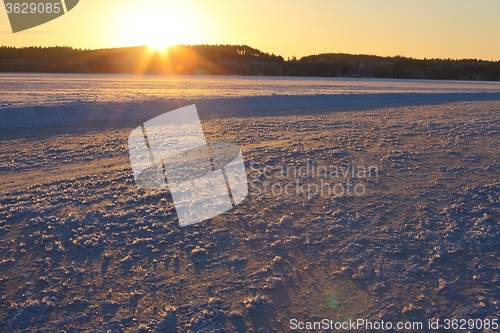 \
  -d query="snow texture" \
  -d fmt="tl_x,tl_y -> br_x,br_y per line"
1,76 -> 500,332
